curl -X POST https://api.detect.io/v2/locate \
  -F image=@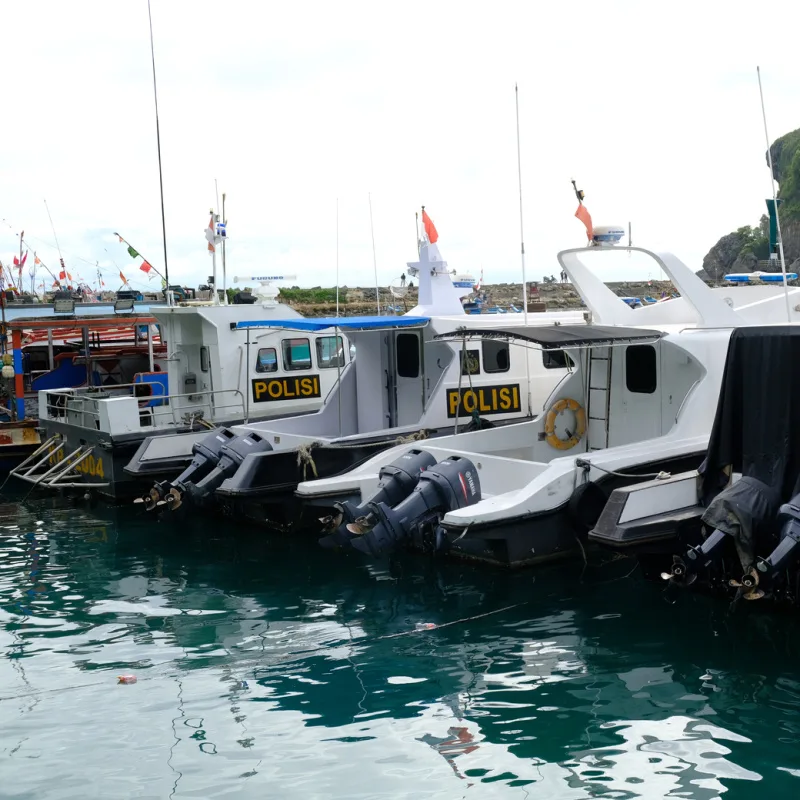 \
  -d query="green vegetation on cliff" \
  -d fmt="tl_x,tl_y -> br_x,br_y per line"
771,128 -> 800,220
702,126 -> 800,279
